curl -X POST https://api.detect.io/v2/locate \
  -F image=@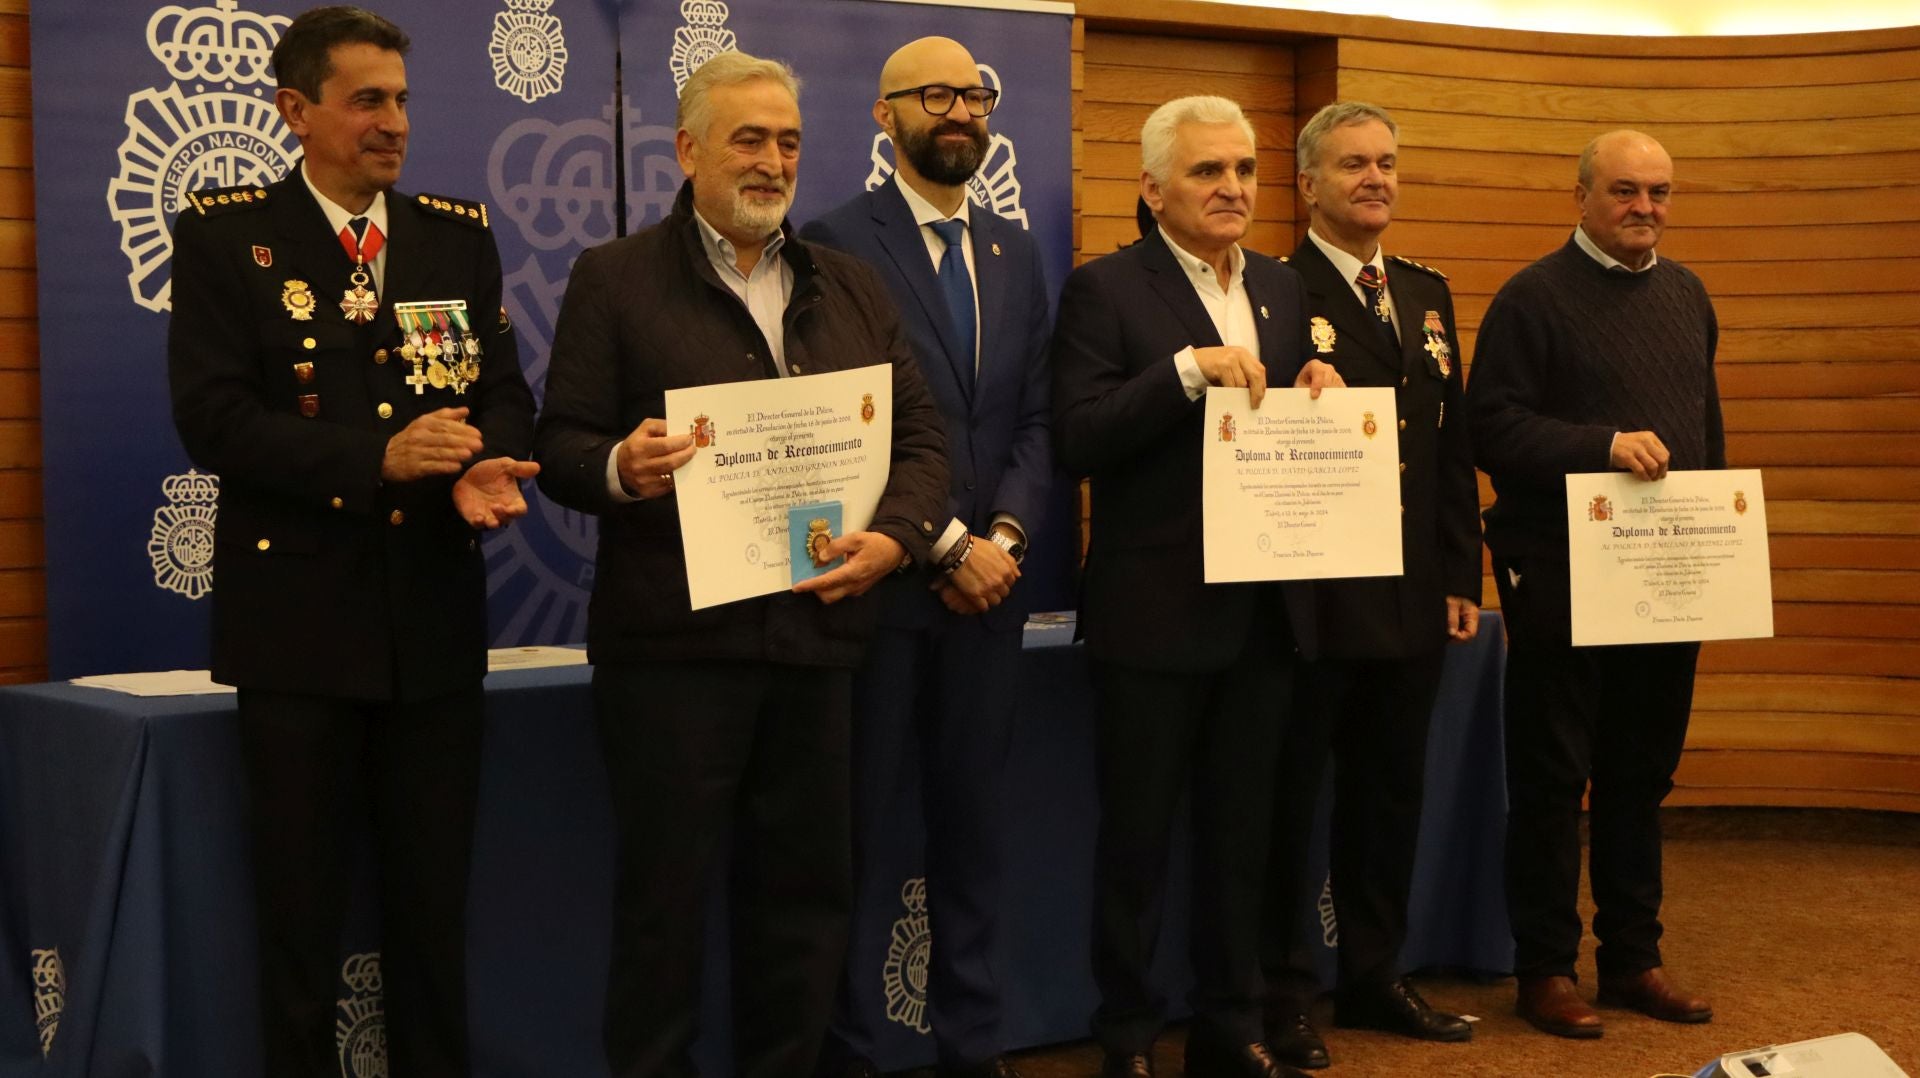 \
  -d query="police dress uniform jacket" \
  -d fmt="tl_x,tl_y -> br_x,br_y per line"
800,176 -> 1053,632
1052,228 -> 1317,669
168,168 -> 534,702
532,182 -> 949,668
1287,239 -> 1480,659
